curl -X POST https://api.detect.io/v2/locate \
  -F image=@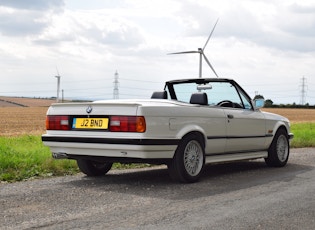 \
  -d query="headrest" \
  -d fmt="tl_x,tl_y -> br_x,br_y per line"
151,91 -> 167,99
190,93 -> 208,105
